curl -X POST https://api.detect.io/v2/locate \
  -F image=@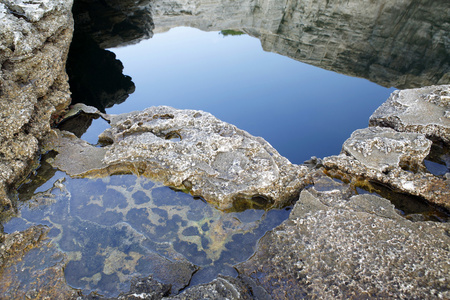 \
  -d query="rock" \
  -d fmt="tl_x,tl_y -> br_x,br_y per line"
370,85 -> 450,144
165,275 -> 269,300
0,225 -> 76,299
321,86 -> 450,210
151,0 -> 449,88
341,127 -> 432,173
237,181 -> 450,299
0,0 -> 73,207
46,106 -> 310,209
